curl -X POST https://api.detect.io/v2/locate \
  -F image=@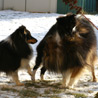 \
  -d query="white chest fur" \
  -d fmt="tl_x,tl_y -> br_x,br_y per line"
20,55 -> 32,70
55,32 -> 61,46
